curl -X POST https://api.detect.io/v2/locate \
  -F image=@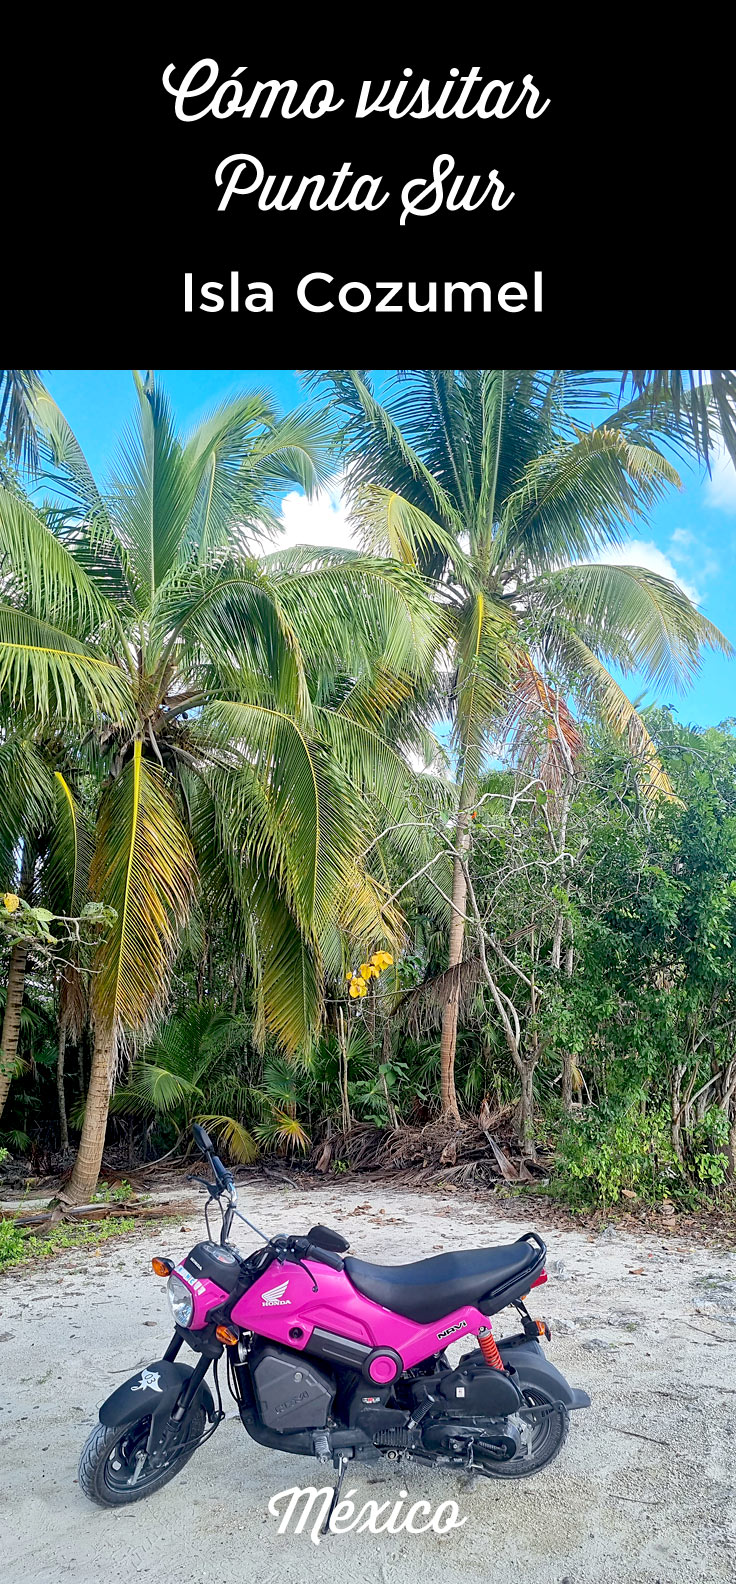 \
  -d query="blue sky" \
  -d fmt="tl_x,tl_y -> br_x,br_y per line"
42,369 -> 736,728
